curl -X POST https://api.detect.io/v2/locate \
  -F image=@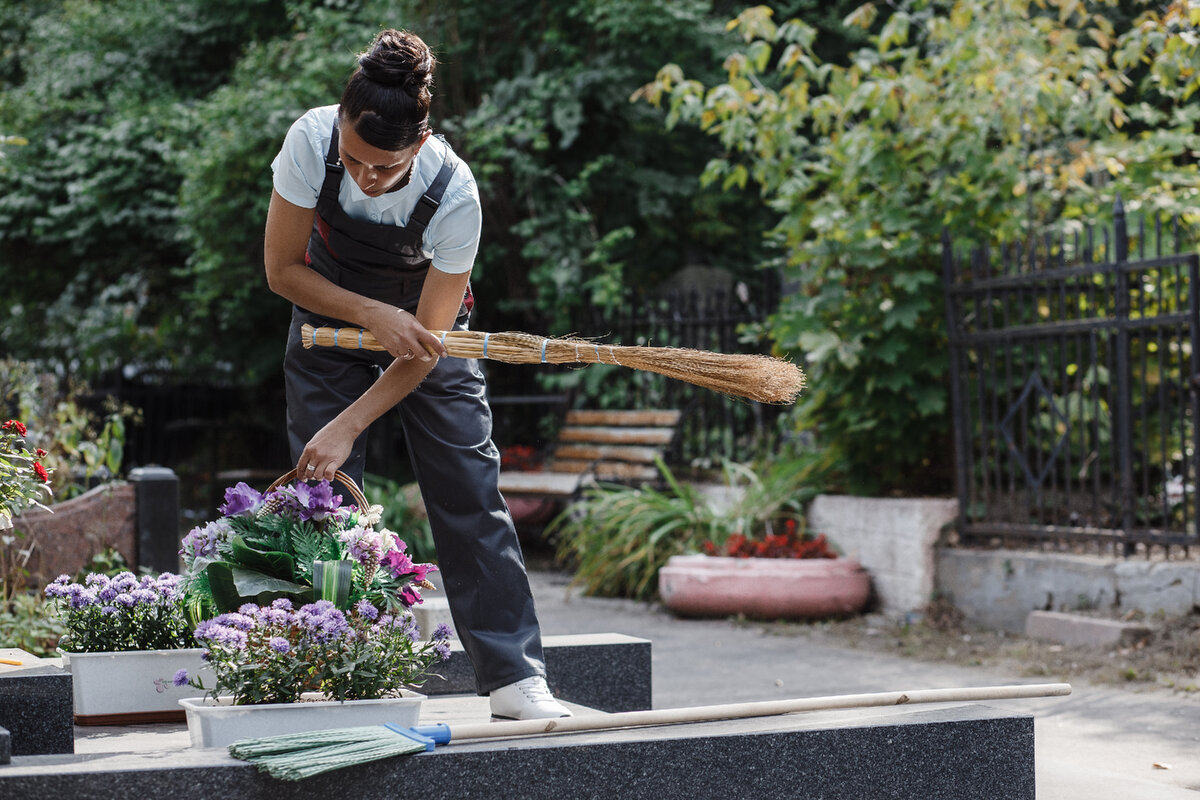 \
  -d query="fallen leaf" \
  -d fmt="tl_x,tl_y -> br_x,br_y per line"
1152,762 -> 1171,770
